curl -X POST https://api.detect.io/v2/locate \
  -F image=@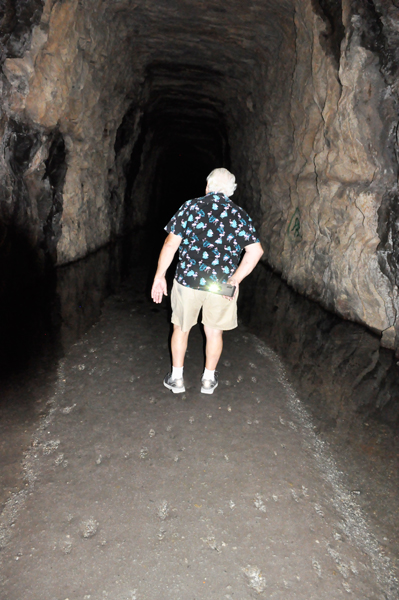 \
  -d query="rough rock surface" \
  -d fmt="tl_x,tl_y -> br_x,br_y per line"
264,0 -> 399,344
1,0 -> 399,347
